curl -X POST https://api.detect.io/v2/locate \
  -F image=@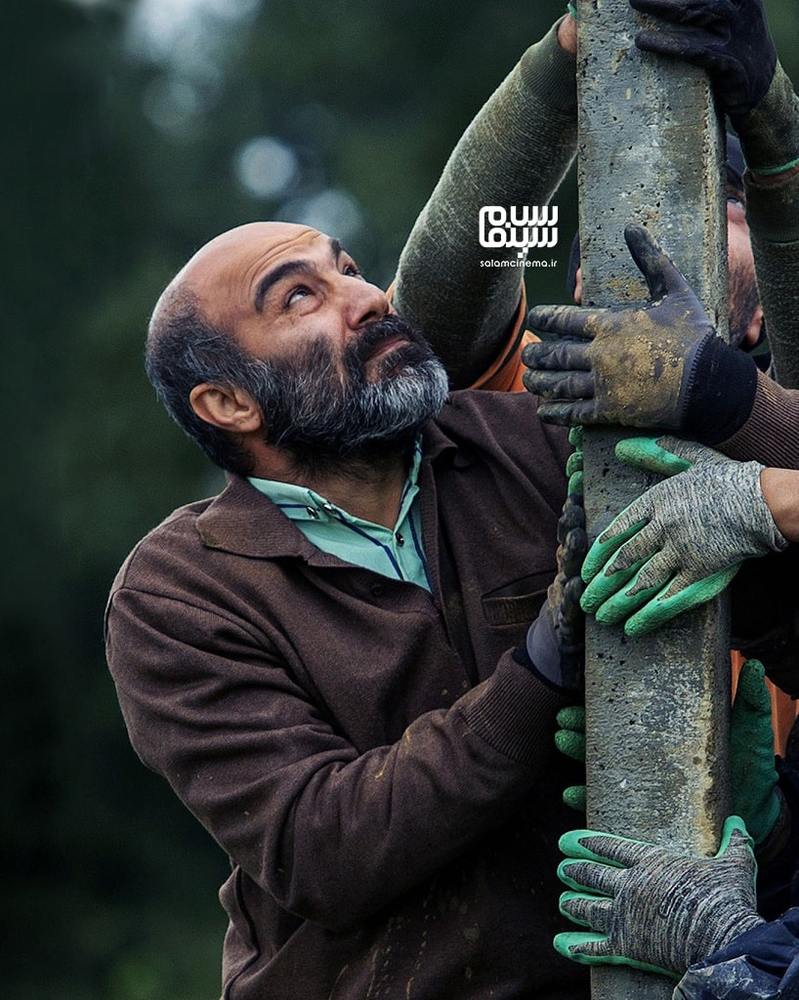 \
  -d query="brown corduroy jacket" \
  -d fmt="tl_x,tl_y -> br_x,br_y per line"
105,389 -> 589,1000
